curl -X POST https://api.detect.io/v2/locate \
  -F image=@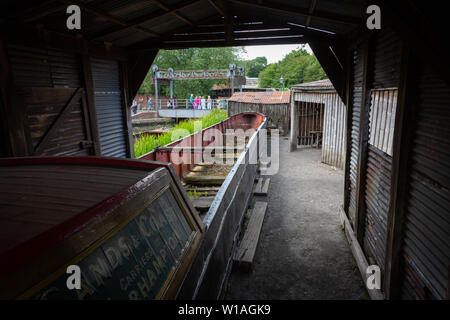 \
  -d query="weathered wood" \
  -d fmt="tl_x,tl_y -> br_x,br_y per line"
119,61 -> 134,158
339,206 -> 384,300
260,178 -> 270,196
384,45 -> 417,300
253,177 -> 263,194
33,88 -> 83,155
190,196 -> 215,212
309,42 -> 346,102
183,173 -> 226,185
81,48 -> 101,155
233,201 -> 268,272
